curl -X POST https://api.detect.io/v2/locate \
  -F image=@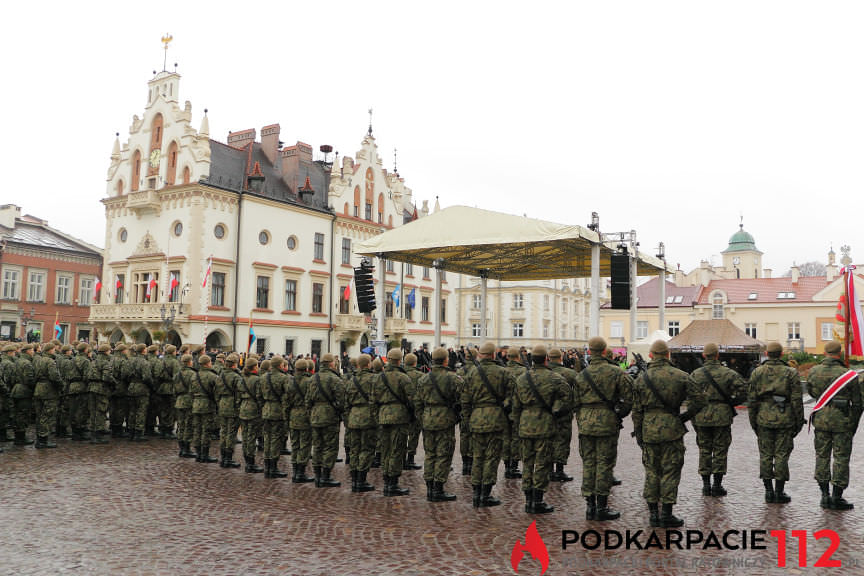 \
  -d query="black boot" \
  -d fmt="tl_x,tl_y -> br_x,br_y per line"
371,452 -> 381,468
505,460 -> 522,479
819,482 -> 831,509
178,441 -> 186,458
524,490 -> 534,513
472,485 -> 482,508
403,453 -> 422,470
224,449 -> 241,468
245,455 -> 264,473
256,437 -> 264,452
89,433 -> 108,445
774,480 -> 791,504
319,467 -> 340,487
292,463 -> 315,483
35,436 -> 57,449
426,480 -> 435,501
14,430 -> 33,446
384,475 -> 408,496
195,445 -> 204,463
711,474 -> 727,497
0,429 -> 13,442
351,470 -> 360,493
200,445 -> 218,463
661,503 -> 684,528
56,425 -> 70,439
596,495 -> 620,521
461,455 -> 472,476
182,442 -> 197,459
280,441 -> 291,456
131,430 -> 149,442
263,458 -> 273,478
611,476 -> 622,486
553,462 -> 573,482
219,449 -> 227,468
831,485 -> 854,510
585,495 -> 597,520
531,490 -> 554,514
702,474 -> 712,496
763,479 -> 775,503
270,458 -> 287,478
648,503 -> 661,527
435,481 -> 457,502
314,465 -> 323,487
480,484 -> 501,507
356,470 -> 375,492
